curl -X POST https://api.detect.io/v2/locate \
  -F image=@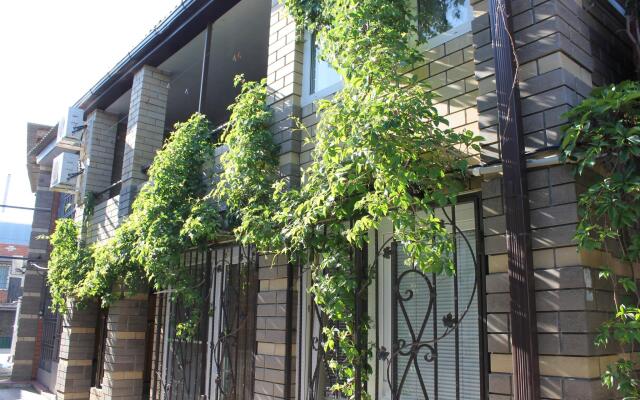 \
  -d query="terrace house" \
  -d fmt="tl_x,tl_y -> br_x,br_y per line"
16,0 -> 636,399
